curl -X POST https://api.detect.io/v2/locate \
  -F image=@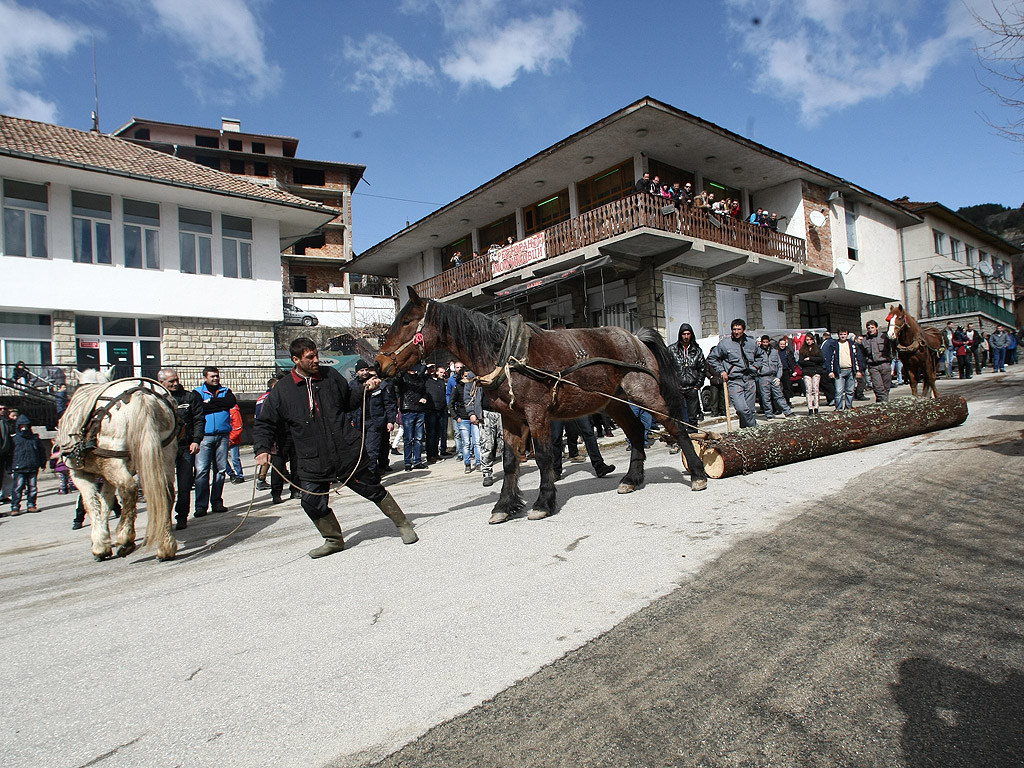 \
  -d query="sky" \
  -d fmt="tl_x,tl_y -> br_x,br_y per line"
2,0 -> 1022,254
